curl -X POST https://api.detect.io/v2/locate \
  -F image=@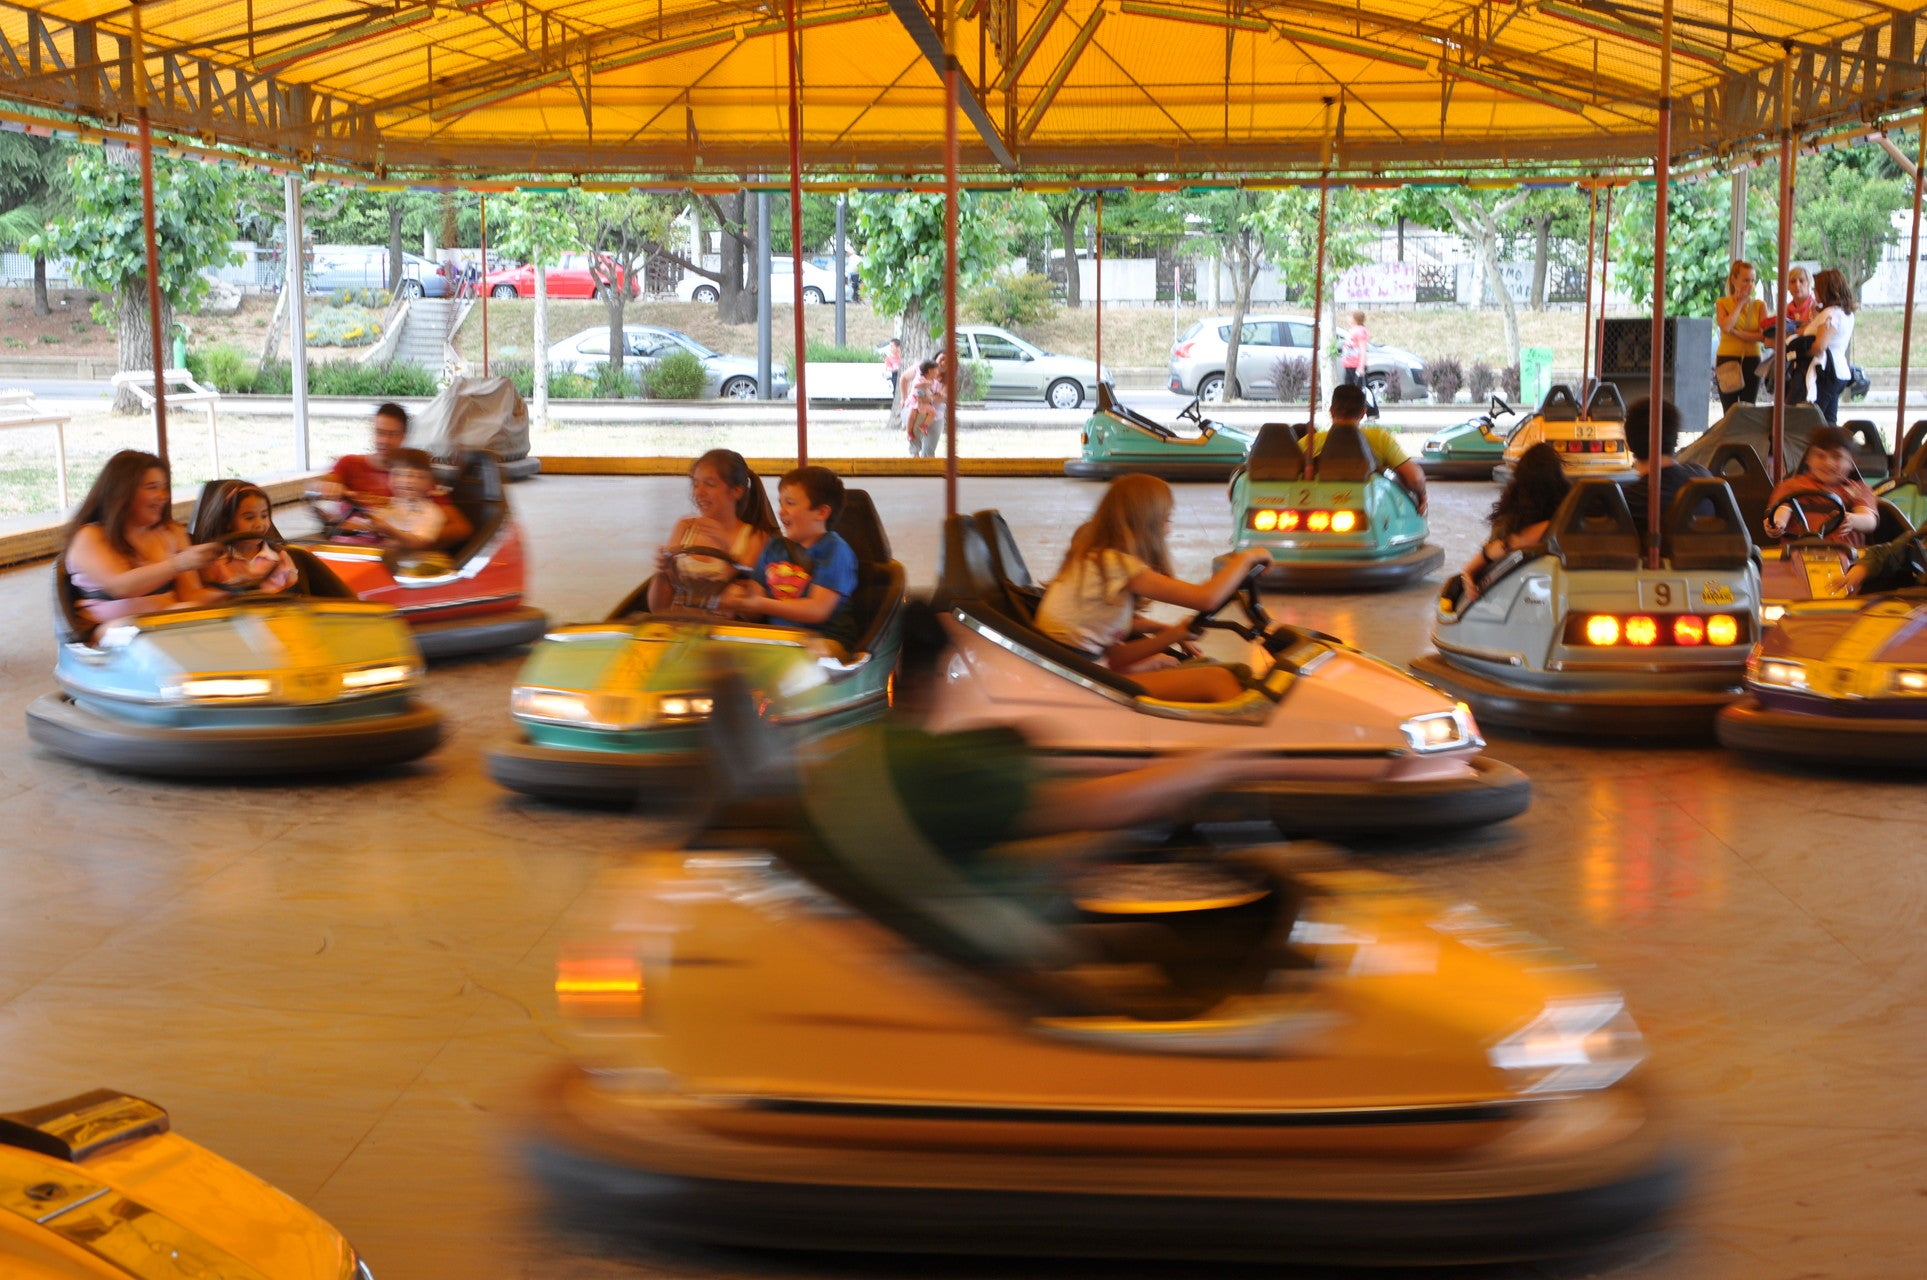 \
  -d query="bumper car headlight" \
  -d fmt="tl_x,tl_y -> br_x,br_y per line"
512,687 -> 596,724
1888,668 -> 1927,695
1401,703 -> 1478,752
655,694 -> 714,721
1762,603 -> 1787,625
1489,997 -> 1644,1094
176,677 -> 274,700
1753,658 -> 1808,689
342,663 -> 416,691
